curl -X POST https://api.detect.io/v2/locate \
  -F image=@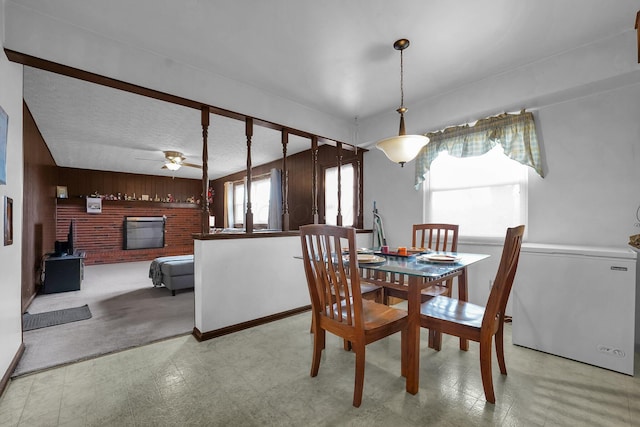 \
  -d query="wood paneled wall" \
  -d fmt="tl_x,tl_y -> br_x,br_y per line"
22,102 -> 57,311
57,167 -> 202,203
209,144 -> 364,230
